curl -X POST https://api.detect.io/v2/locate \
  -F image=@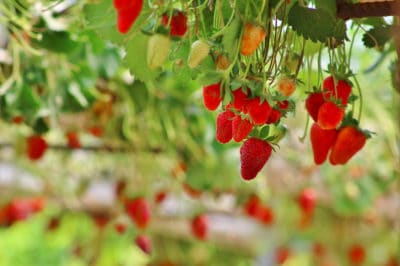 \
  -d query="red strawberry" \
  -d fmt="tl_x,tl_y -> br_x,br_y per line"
232,87 -> 249,112
317,102 -> 344,130
66,131 -> 81,149
305,92 -> 325,122
266,109 -> 281,124
240,138 -> 272,180
232,116 -> 253,142
276,246 -> 291,265
240,23 -> 266,56
191,214 -> 208,240
116,0 -> 143,34
310,123 -> 338,165
12,116 -> 24,124
329,126 -> 367,165
88,126 -> 103,137
277,100 -> 289,110
155,190 -> 167,204
323,76 -> 352,106
203,83 -> 222,111
5,198 -> 45,224
125,197 -> 151,229
312,242 -> 325,257
135,235 -> 152,254
92,213 -> 110,228
348,244 -> 365,265
113,0 -> 134,10
47,217 -> 60,231
277,77 -> 296,97
161,11 -> 188,37
114,222 -> 127,234
256,206 -> 274,225
244,195 -> 263,217
216,110 -> 234,143
246,97 -> 272,125
27,135 -> 47,161
297,188 -> 317,215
